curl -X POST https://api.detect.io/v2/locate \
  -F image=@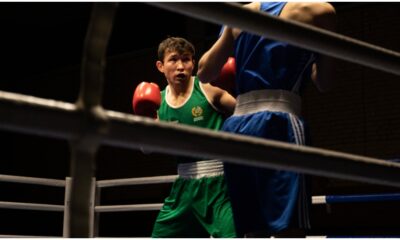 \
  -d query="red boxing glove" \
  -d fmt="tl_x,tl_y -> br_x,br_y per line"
132,82 -> 161,119
212,57 -> 236,96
